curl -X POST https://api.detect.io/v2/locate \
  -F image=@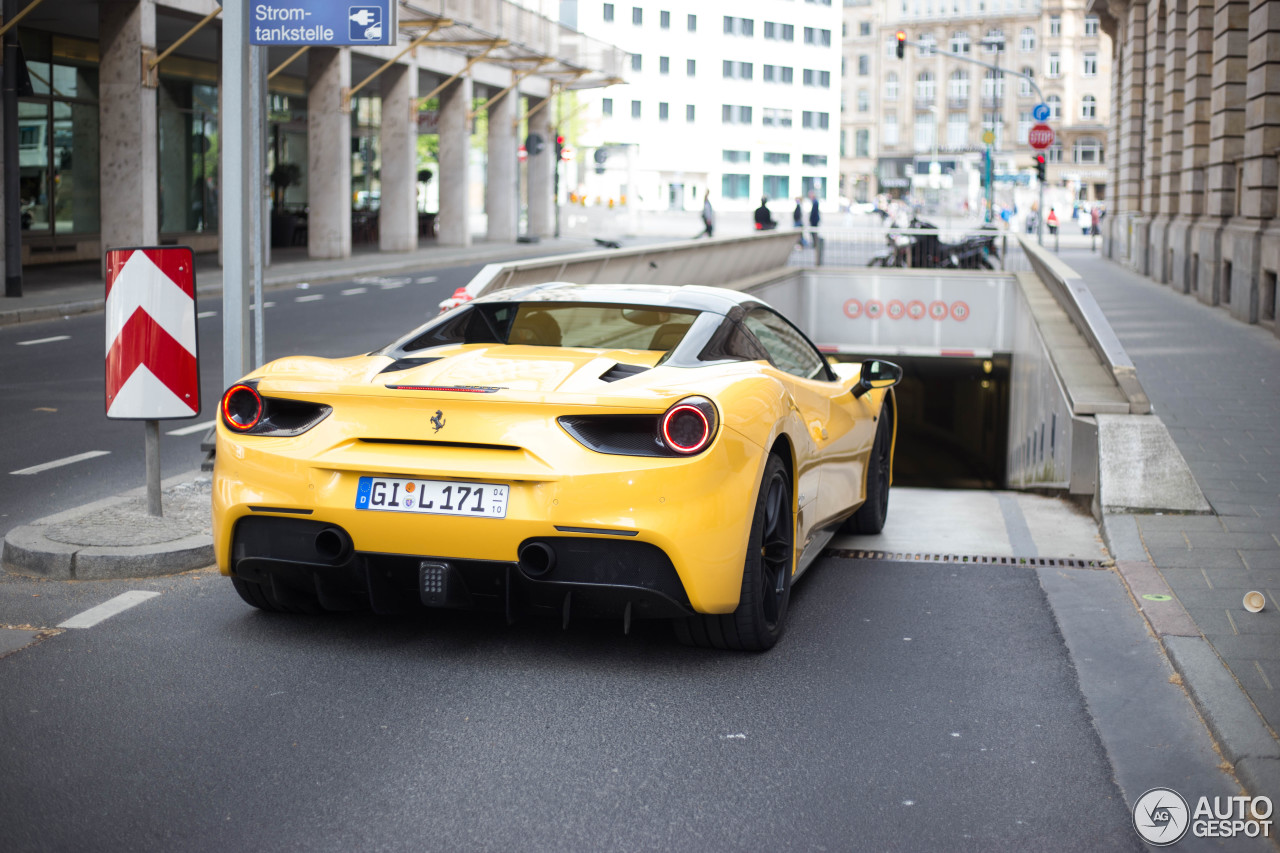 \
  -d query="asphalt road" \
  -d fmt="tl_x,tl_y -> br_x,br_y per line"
0,556 -> 1144,852
0,263 -> 478,537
